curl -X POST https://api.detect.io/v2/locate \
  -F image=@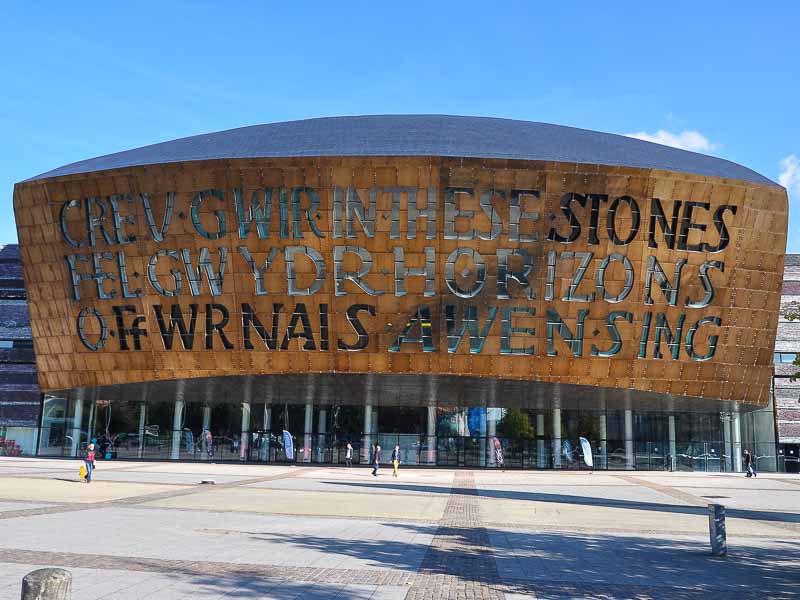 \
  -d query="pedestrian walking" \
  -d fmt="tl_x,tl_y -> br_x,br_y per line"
494,438 -> 504,470
184,428 -> 194,454
744,449 -> 757,477
392,444 -> 401,477
205,429 -> 214,458
345,442 -> 353,468
372,444 -> 381,477
83,443 -> 96,483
